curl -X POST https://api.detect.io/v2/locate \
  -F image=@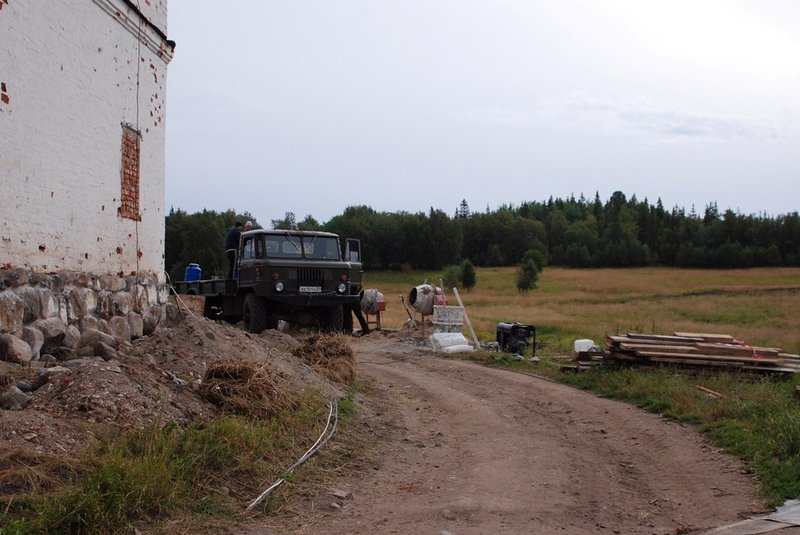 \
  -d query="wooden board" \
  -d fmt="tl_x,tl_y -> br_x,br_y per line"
741,365 -> 799,374
627,333 -> 705,343
618,343 -> 700,354
695,343 -> 781,358
673,332 -> 735,343
644,356 -> 745,368
634,350 -> 784,365
608,335 -> 697,346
